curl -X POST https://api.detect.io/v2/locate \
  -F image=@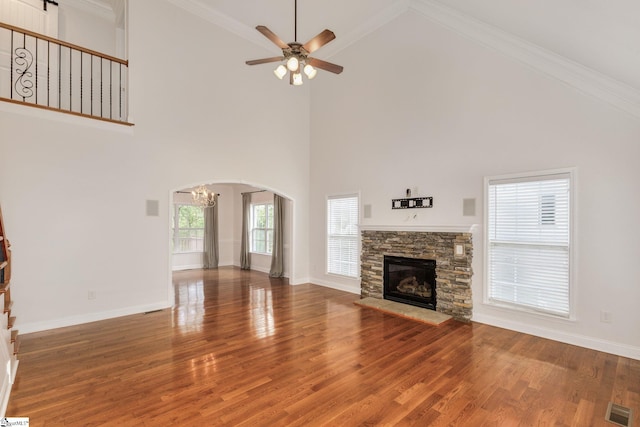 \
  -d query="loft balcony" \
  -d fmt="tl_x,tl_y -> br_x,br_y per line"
0,21 -> 131,126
